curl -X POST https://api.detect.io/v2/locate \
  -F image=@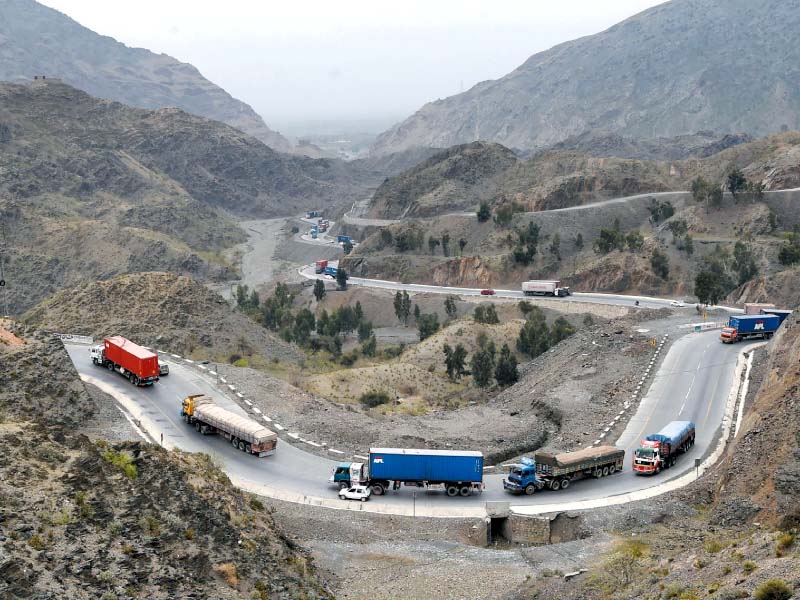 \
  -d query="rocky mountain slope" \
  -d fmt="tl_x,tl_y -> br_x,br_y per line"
0,81 -> 373,313
23,272 -> 303,364
0,326 -> 330,599
372,0 -> 800,155
0,0 -> 296,152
